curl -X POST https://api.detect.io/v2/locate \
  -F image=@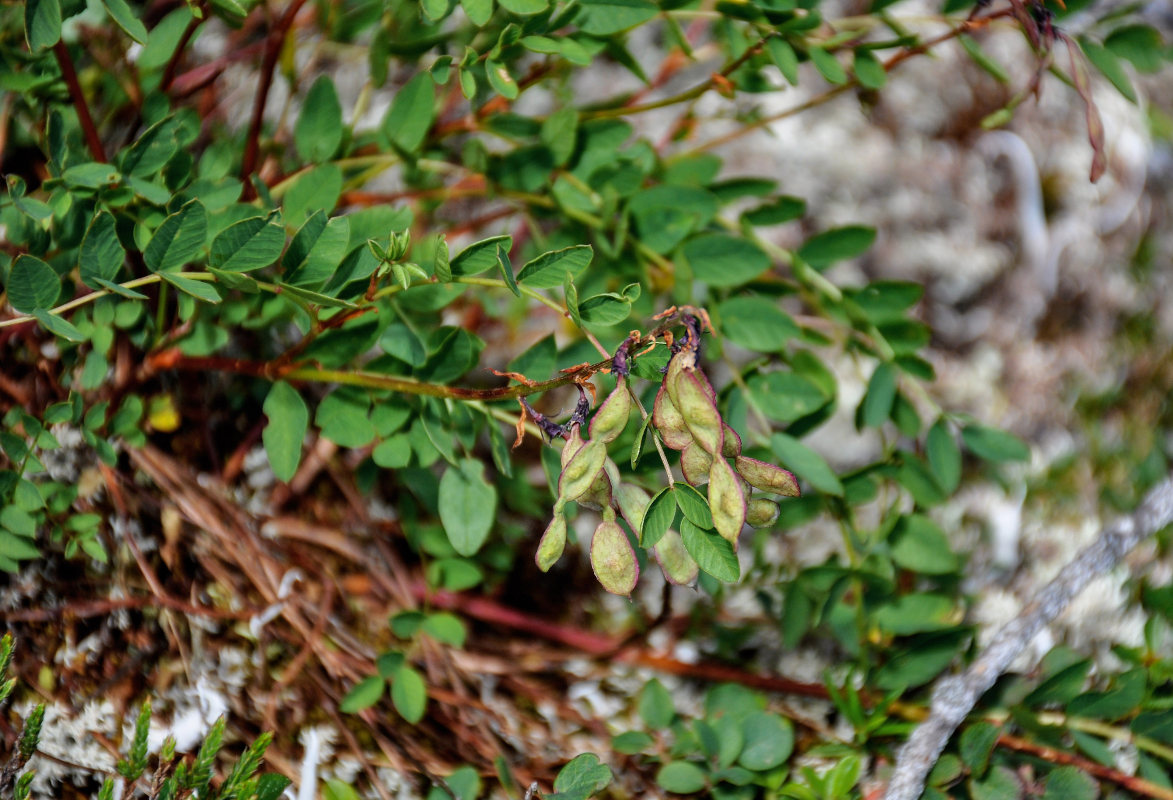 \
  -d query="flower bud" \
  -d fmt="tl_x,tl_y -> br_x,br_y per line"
708,456 -> 746,547
591,514 -> 638,596
589,378 -> 631,444
746,498 -> 780,528
734,456 -> 800,497
535,511 -> 567,571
